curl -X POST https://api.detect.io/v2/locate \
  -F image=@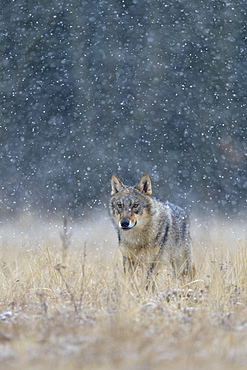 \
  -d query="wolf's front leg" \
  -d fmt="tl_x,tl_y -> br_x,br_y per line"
123,256 -> 141,289
123,256 -> 136,275
146,262 -> 154,287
